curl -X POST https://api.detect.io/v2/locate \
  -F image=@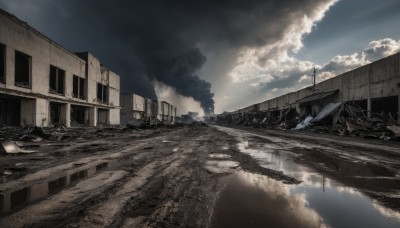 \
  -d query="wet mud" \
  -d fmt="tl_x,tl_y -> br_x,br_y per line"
0,124 -> 400,227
